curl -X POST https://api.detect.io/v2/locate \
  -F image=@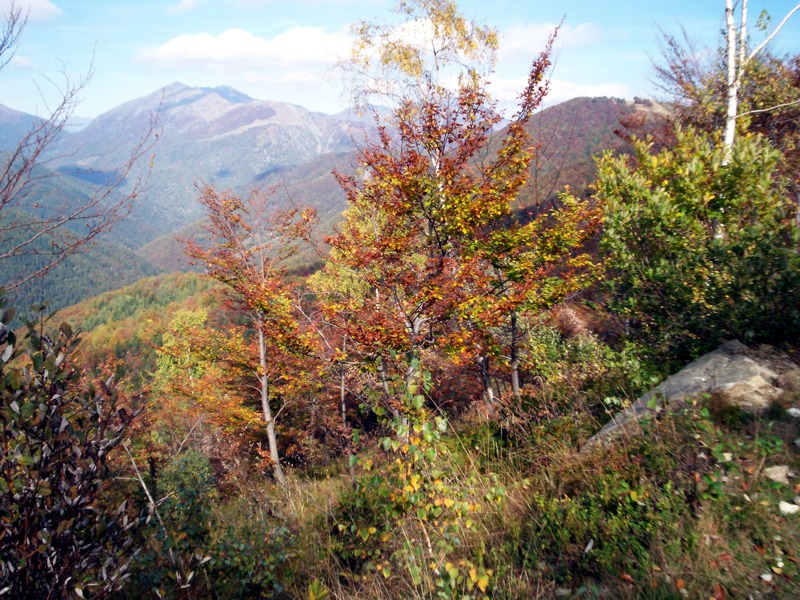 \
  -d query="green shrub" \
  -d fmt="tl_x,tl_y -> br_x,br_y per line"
0,301 -> 138,597
521,465 -> 692,584
331,371 -> 496,598
599,128 -> 800,362
206,499 -> 295,599
128,450 -> 295,598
